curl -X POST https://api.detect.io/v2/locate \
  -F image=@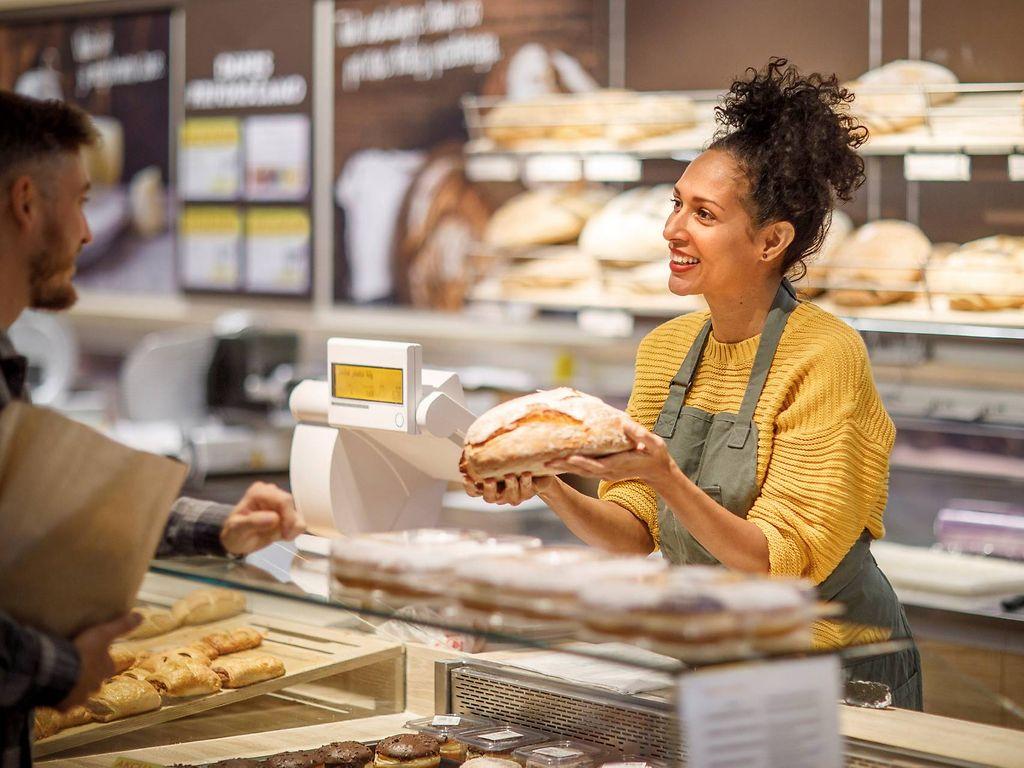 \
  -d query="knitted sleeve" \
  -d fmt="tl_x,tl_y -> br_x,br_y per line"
747,332 -> 895,584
